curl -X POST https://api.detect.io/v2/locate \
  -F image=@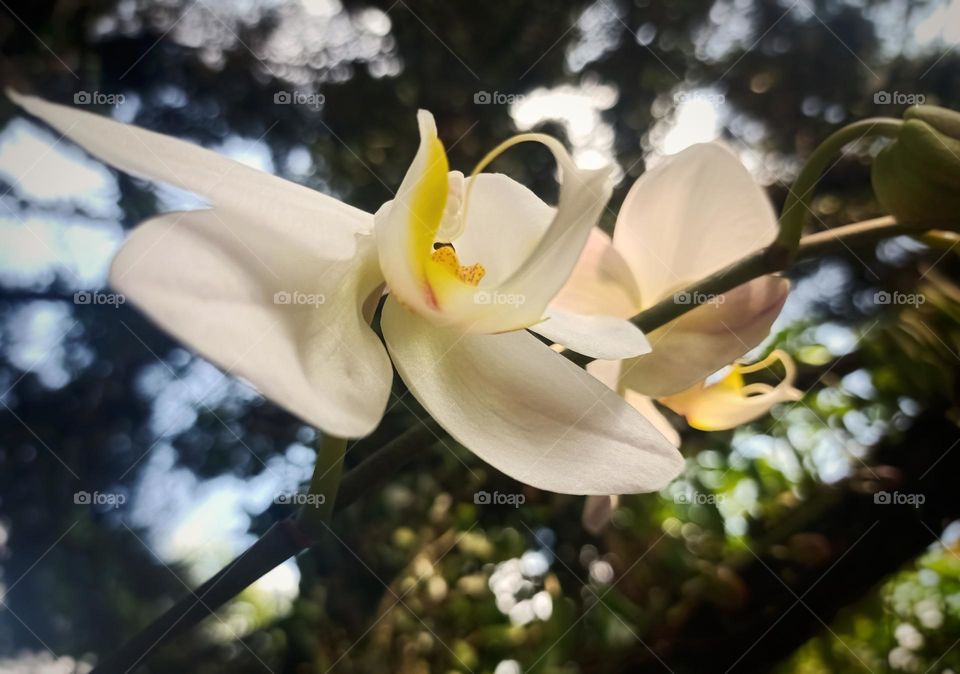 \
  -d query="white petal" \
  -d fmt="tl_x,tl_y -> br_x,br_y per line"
450,173 -> 553,285
110,209 -> 392,438
529,308 -> 650,360
550,227 -> 641,318
380,298 -> 683,495
619,276 -> 790,398
623,392 -> 682,448
587,360 -> 681,447
9,90 -> 367,260
582,495 -> 618,535
477,135 -> 613,332
614,142 -> 778,305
